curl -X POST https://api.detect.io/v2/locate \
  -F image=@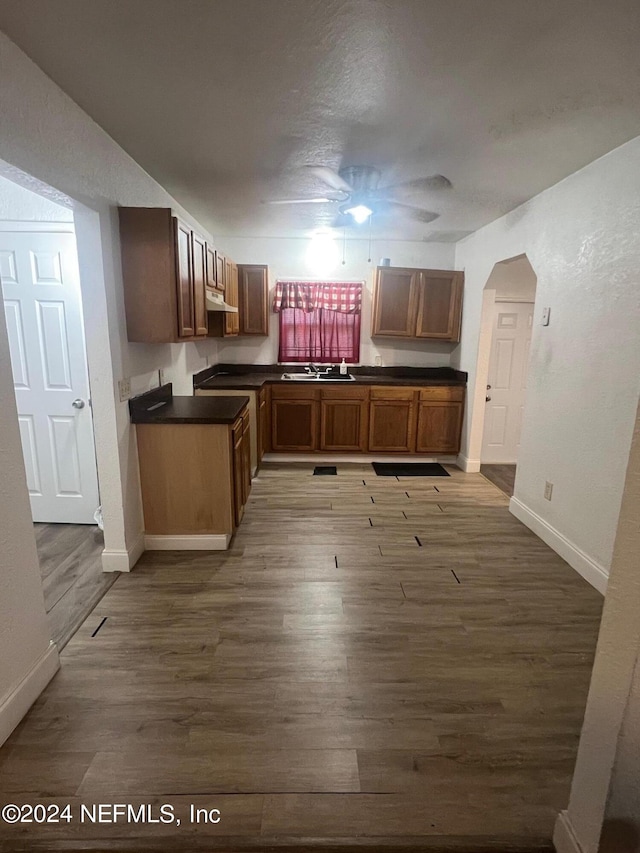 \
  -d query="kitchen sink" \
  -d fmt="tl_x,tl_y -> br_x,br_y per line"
281,372 -> 355,381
